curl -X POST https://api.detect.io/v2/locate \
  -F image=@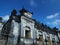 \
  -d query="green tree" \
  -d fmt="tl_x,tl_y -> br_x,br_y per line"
0,17 -> 3,22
